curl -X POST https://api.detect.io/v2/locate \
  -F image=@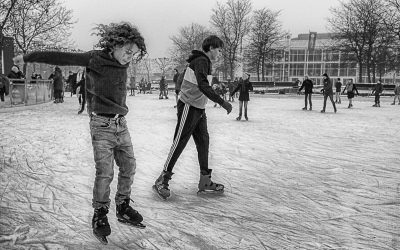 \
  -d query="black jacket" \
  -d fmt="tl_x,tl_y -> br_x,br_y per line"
232,78 -> 253,101
298,79 -> 313,94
